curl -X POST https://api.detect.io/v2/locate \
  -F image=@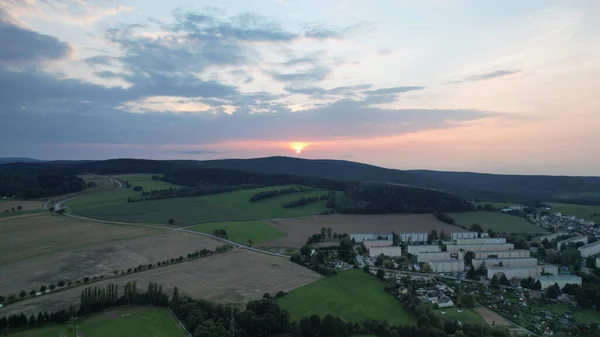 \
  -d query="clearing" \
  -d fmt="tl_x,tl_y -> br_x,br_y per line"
0,231 -> 222,296
0,249 -> 321,316
277,269 -> 415,325
112,173 -> 184,191
448,212 -> 545,234
74,185 -> 331,225
0,214 -> 161,264
547,203 -> 600,222
189,220 -> 286,245
8,306 -> 186,337
435,307 -> 486,326
474,306 -> 513,327
264,214 -> 460,248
